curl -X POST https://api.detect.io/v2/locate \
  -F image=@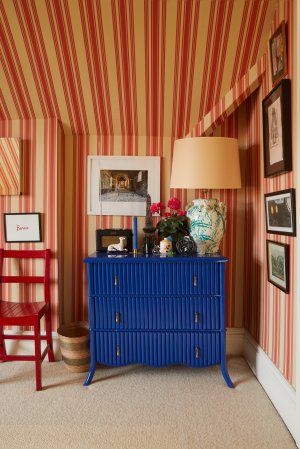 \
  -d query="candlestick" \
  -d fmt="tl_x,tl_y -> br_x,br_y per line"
133,216 -> 138,251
